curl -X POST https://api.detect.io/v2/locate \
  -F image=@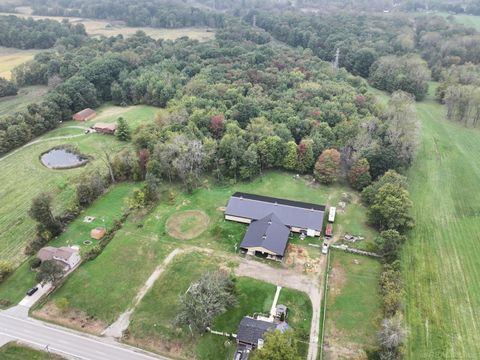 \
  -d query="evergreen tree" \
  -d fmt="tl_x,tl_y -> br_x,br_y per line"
116,117 -> 131,141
